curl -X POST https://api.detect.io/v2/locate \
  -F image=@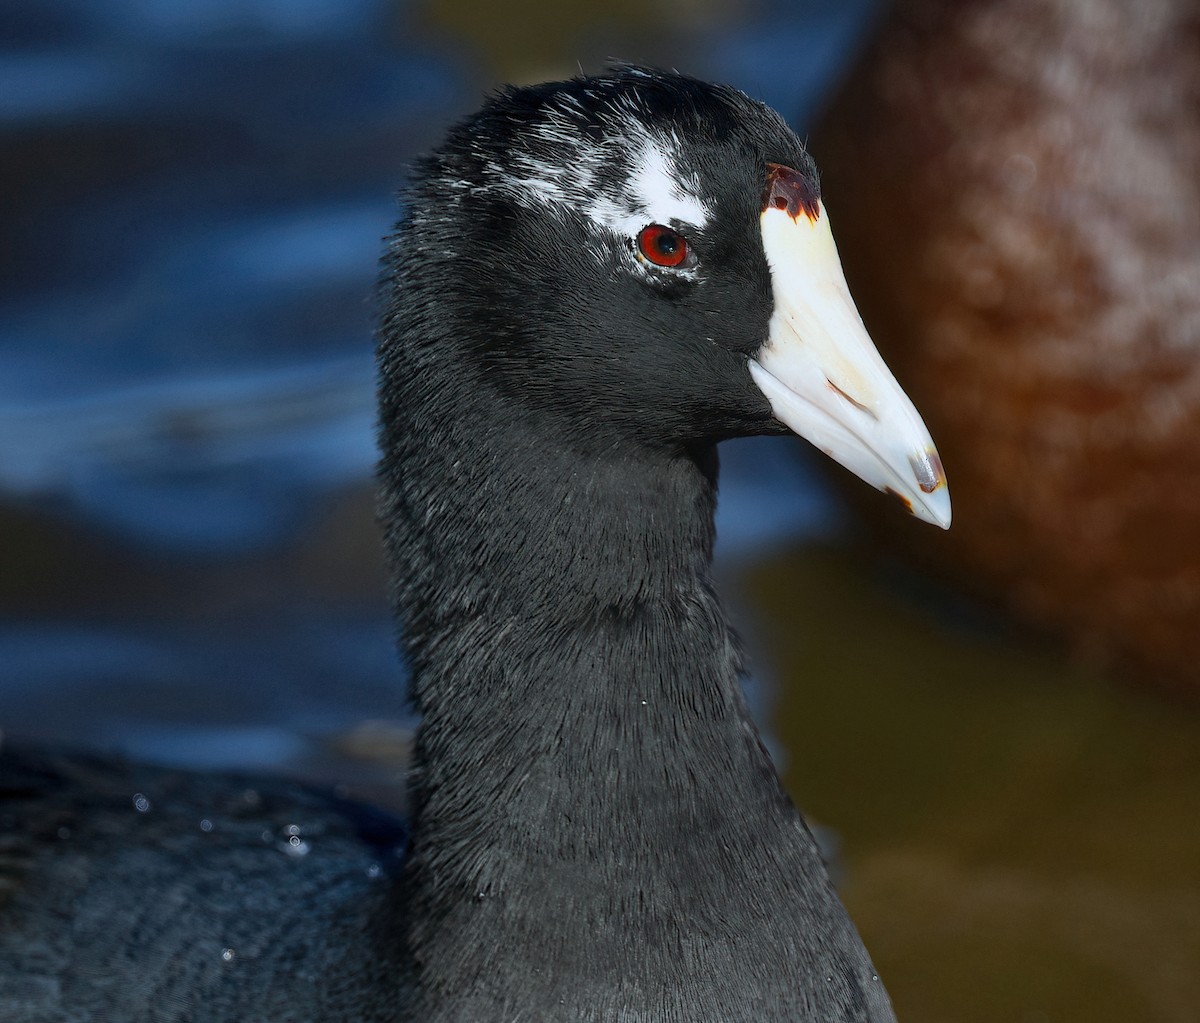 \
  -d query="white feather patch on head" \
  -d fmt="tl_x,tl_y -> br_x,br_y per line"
586,132 -> 709,238
483,108 -> 709,254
